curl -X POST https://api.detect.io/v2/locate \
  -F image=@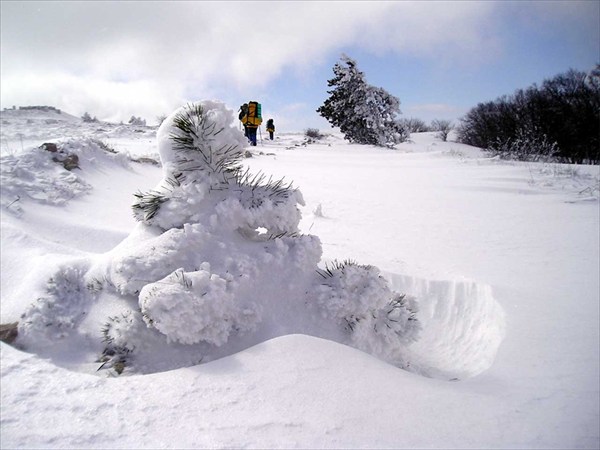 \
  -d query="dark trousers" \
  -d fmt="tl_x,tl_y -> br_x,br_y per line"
247,127 -> 258,146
